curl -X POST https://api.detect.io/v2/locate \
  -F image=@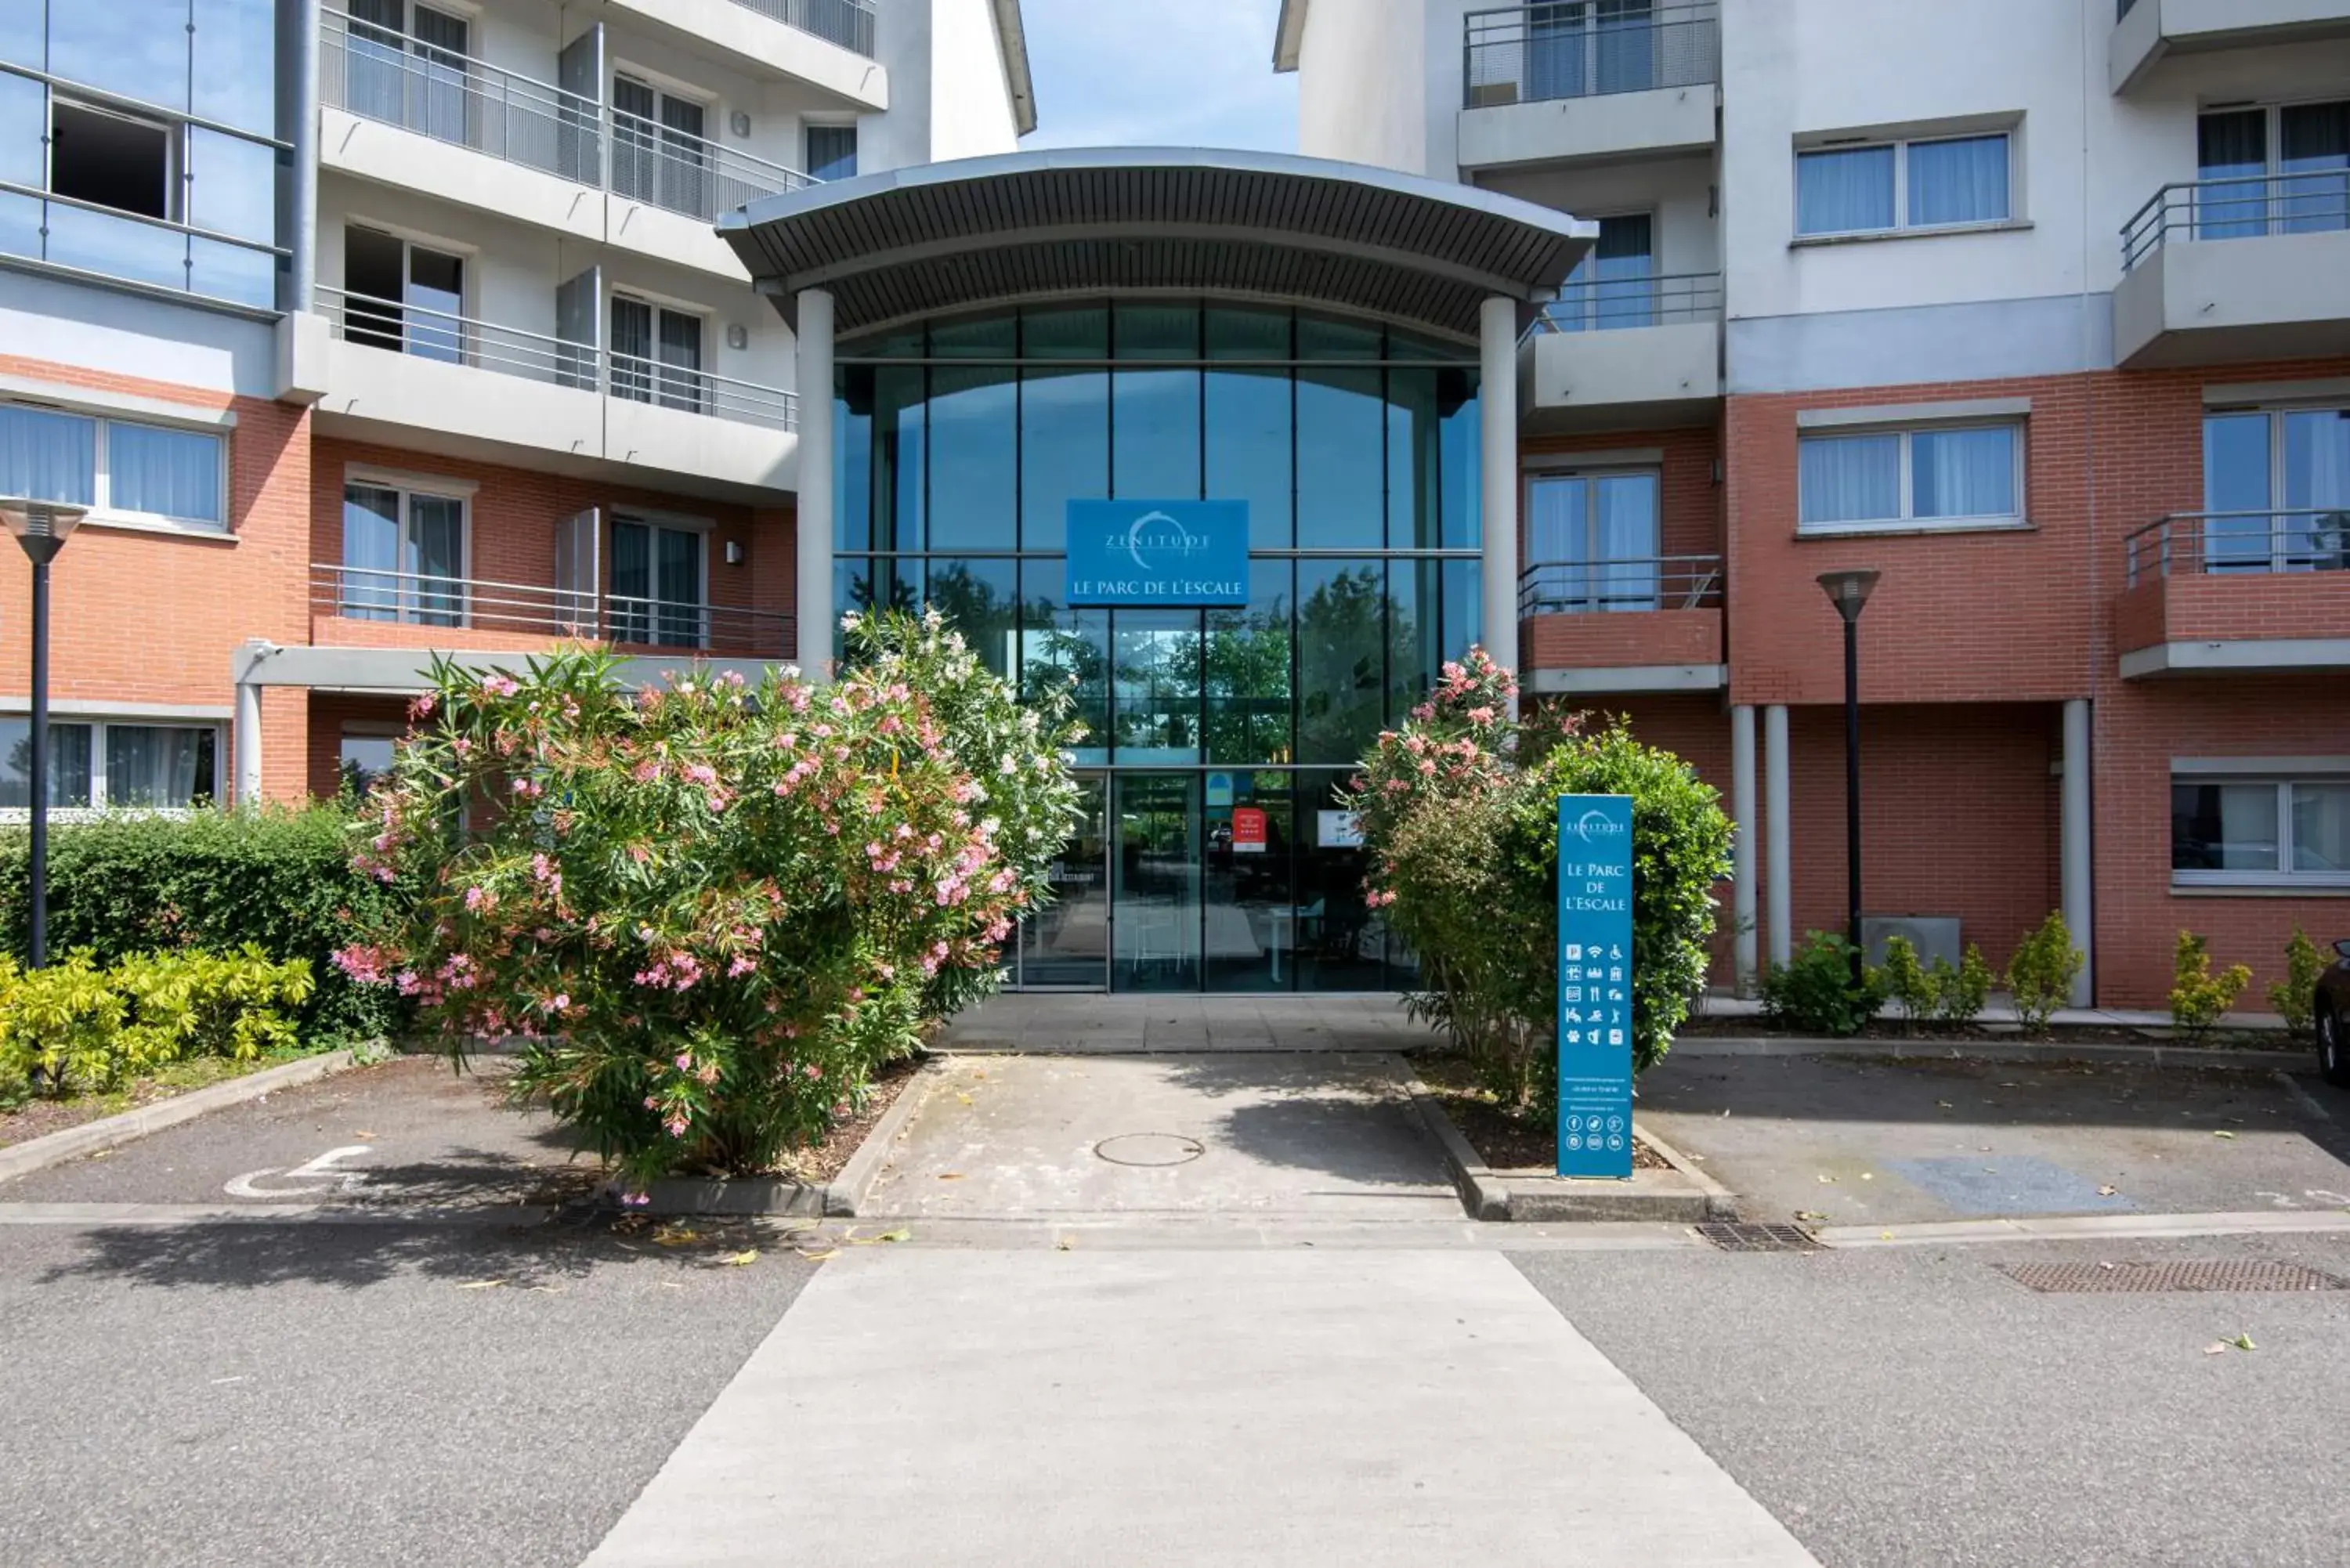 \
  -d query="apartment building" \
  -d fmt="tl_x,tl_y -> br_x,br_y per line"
1278,0 -> 2350,1008
0,0 -> 1031,806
